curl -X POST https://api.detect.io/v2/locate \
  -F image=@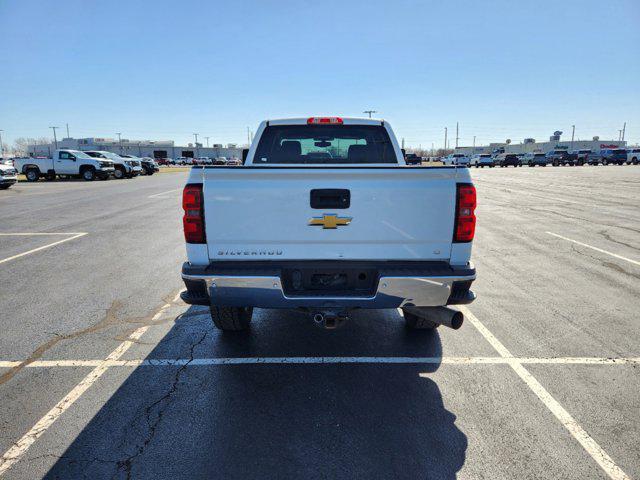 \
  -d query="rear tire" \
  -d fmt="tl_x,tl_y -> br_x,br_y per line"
25,168 -> 40,182
113,166 -> 125,179
210,306 -> 253,331
402,308 -> 439,330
